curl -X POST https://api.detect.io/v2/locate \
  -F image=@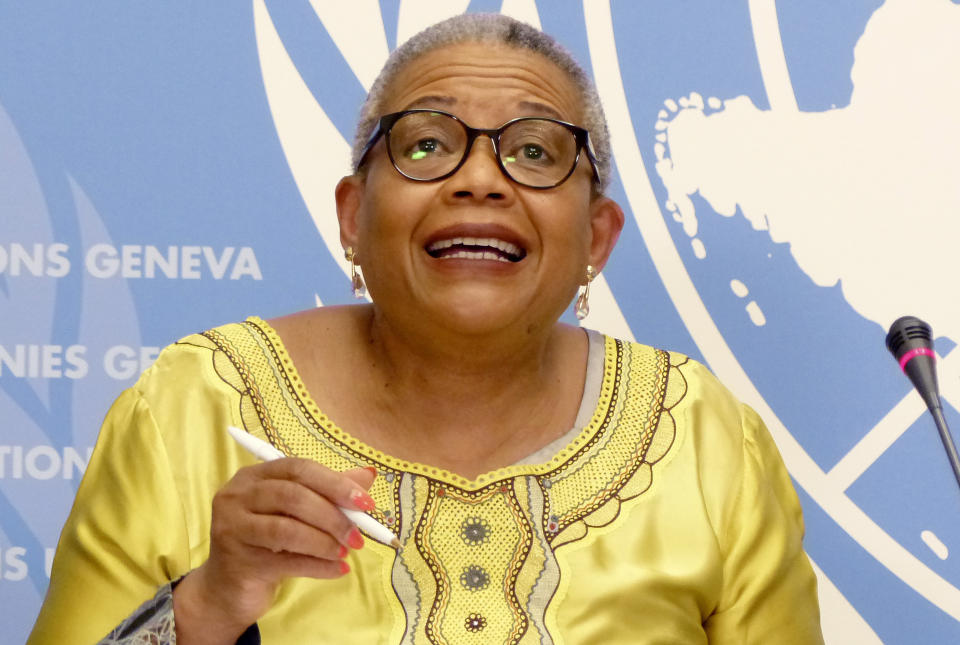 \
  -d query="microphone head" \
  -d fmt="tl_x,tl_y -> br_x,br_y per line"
886,315 -> 933,361
886,315 -> 941,412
